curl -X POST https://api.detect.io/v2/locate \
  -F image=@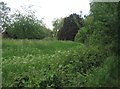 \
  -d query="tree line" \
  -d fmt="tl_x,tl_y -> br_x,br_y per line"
0,2 -> 52,39
0,1 -> 119,48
